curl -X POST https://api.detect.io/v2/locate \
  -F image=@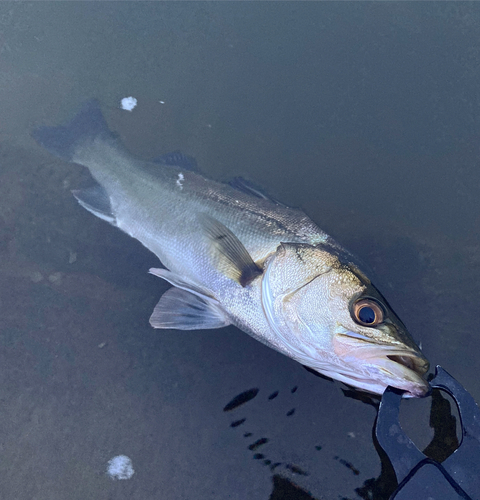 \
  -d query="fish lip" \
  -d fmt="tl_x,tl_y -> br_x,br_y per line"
367,350 -> 430,397
332,335 -> 430,397
386,353 -> 429,376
